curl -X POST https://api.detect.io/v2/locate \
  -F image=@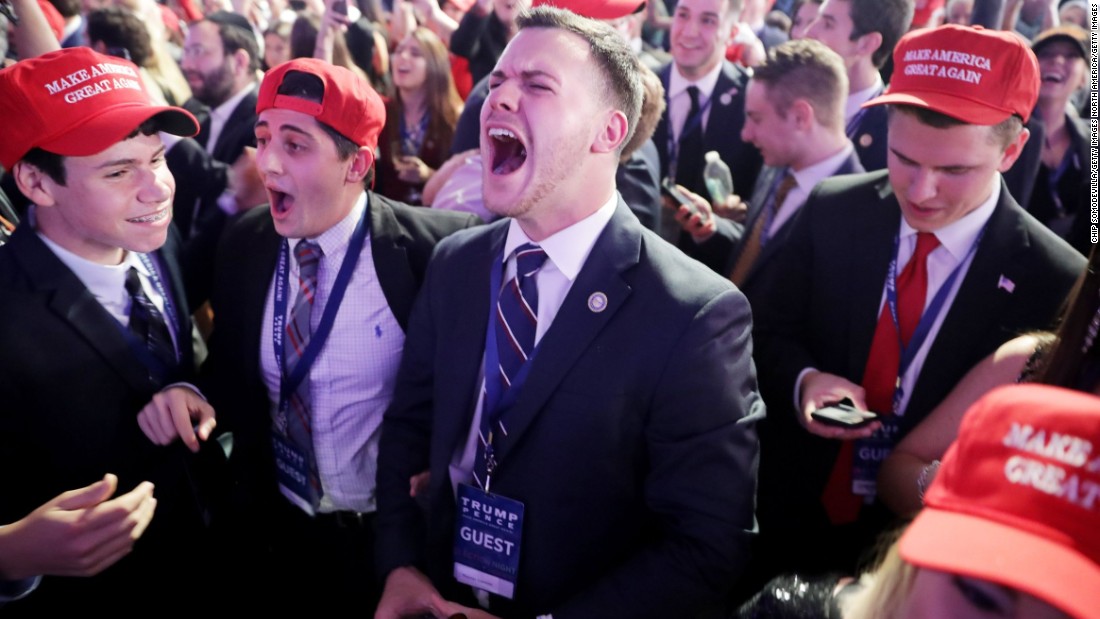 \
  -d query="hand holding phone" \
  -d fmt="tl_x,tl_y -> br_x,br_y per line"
661,178 -> 706,221
810,400 -> 879,429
